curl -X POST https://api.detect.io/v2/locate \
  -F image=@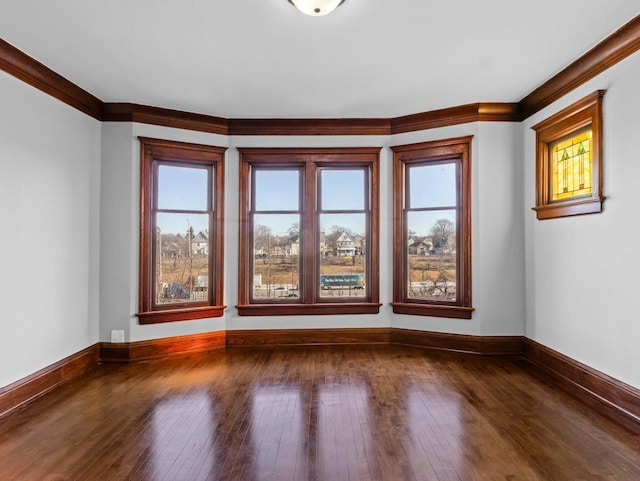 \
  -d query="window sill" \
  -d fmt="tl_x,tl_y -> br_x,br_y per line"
391,302 -> 474,319
236,303 -> 382,316
137,305 -> 226,324
532,197 -> 603,220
